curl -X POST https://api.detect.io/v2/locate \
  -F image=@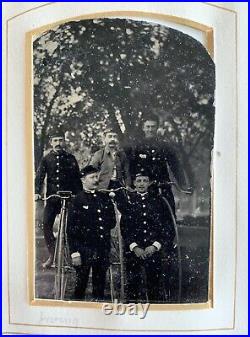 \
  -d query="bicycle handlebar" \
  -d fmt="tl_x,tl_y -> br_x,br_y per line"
100,182 -> 193,195
36,192 -> 75,201
99,186 -> 135,193
152,181 -> 193,195
35,182 -> 192,201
